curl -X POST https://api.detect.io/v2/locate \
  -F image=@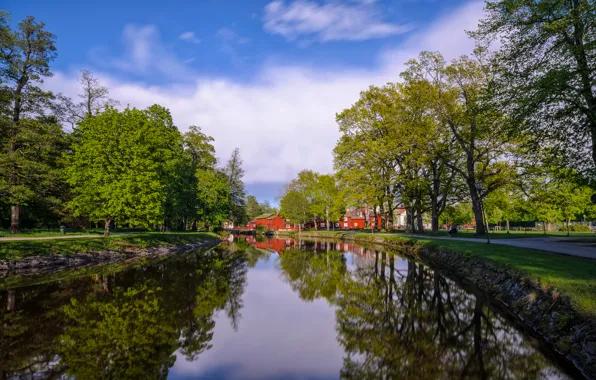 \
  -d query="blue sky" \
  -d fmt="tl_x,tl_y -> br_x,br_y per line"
5,0 -> 485,204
